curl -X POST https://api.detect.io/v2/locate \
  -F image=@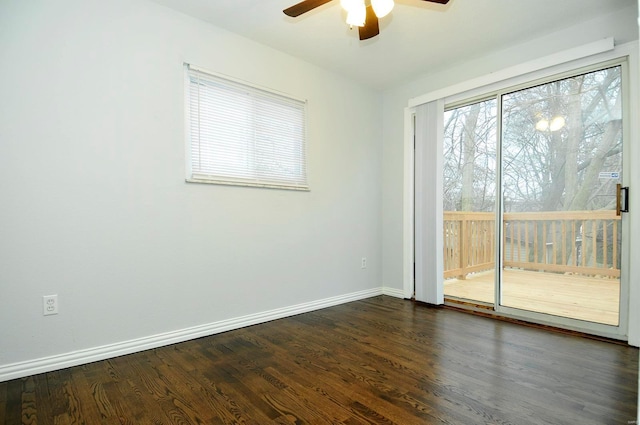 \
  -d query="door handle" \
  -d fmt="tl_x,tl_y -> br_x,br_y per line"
616,184 -> 629,216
